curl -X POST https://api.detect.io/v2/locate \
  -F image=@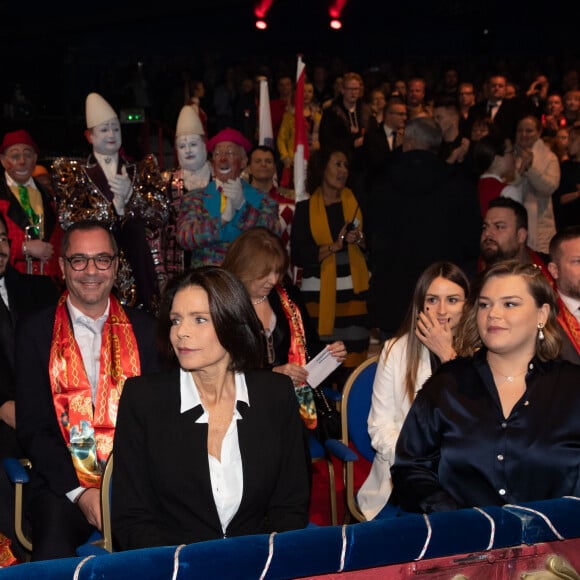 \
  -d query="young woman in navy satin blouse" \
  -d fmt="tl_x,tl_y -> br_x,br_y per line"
392,260 -> 580,513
